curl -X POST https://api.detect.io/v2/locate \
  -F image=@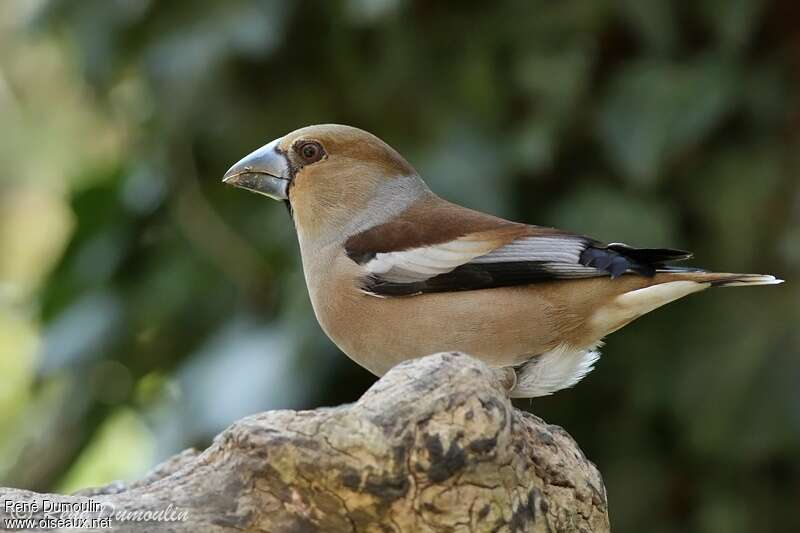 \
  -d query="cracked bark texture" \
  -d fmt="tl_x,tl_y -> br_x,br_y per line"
0,352 -> 609,532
